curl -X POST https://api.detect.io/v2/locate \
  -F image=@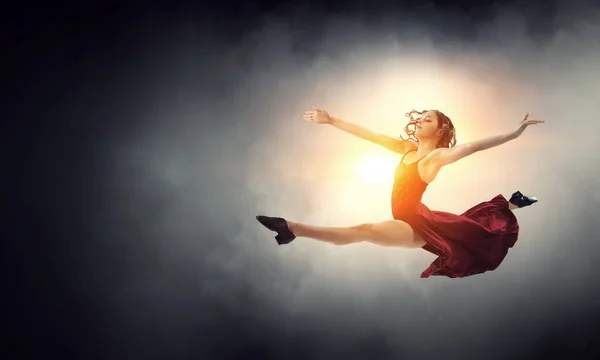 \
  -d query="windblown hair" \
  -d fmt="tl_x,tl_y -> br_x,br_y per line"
400,109 -> 457,148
